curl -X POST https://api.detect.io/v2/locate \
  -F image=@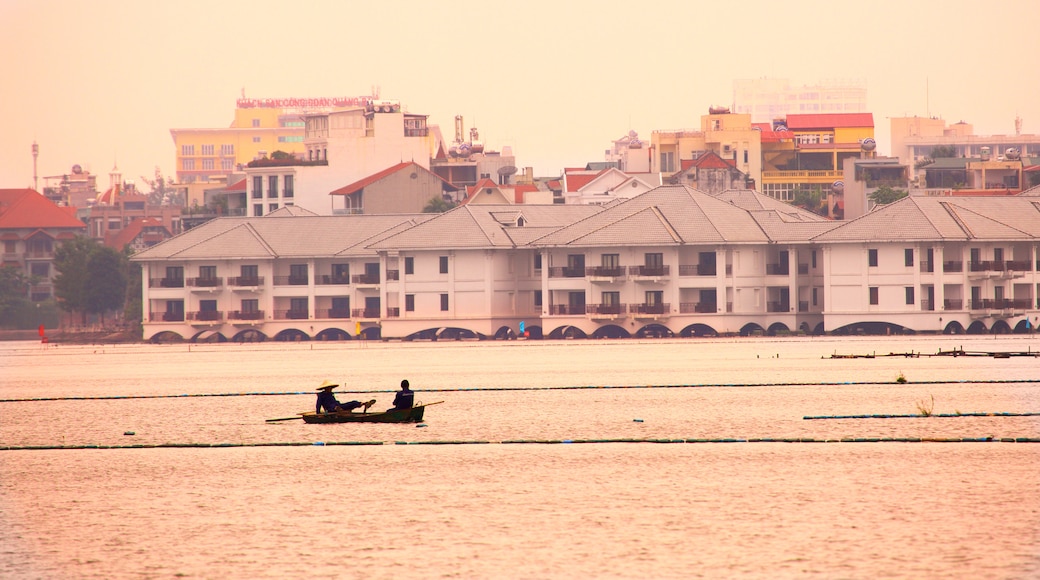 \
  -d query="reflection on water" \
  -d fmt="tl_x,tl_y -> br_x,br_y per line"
1,336 -> 1039,579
